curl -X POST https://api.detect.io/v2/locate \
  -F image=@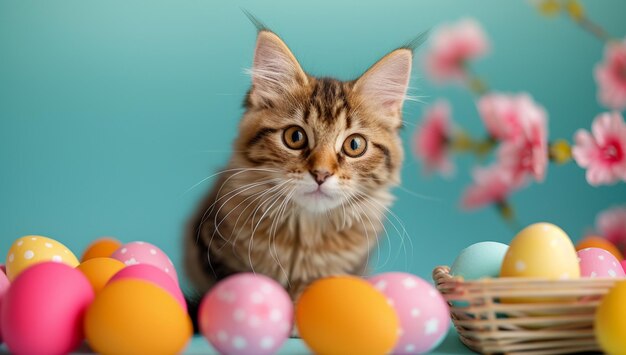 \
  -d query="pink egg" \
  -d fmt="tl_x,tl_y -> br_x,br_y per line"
368,272 -> 449,354
578,248 -> 625,278
0,266 -> 9,344
1,262 -> 94,354
622,260 -> 626,273
108,264 -> 187,311
199,273 -> 292,355
111,241 -> 178,284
